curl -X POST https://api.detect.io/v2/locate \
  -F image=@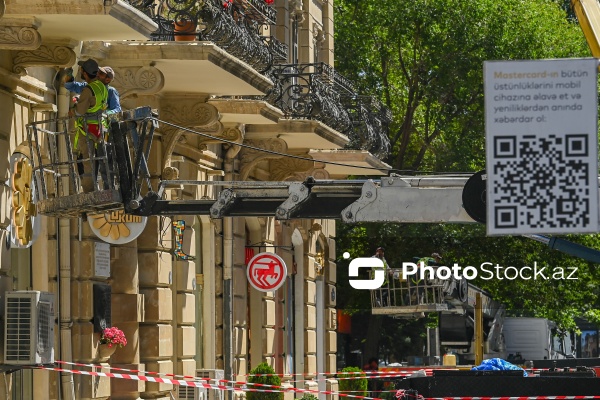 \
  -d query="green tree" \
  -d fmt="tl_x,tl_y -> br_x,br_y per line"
335,0 -> 589,172
334,0 -> 598,363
